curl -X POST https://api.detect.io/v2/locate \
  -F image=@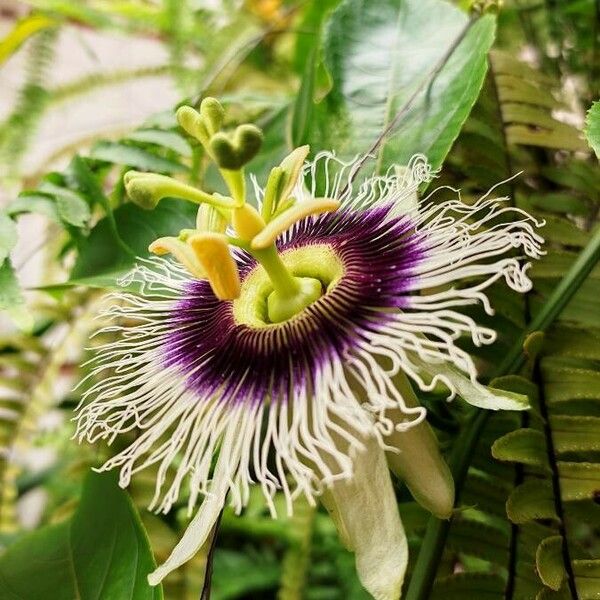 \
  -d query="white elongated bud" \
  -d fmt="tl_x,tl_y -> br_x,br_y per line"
321,433 -> 408,600
385,371 -> 455,519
